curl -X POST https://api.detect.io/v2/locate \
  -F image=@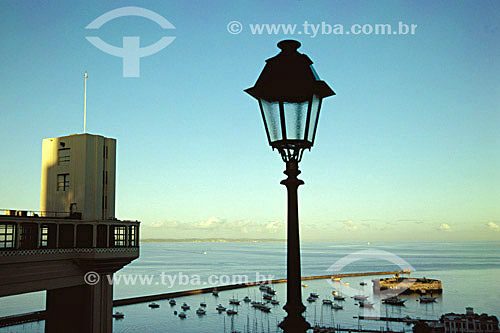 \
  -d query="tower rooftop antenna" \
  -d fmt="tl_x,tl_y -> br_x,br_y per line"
83,71 -> 88,133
